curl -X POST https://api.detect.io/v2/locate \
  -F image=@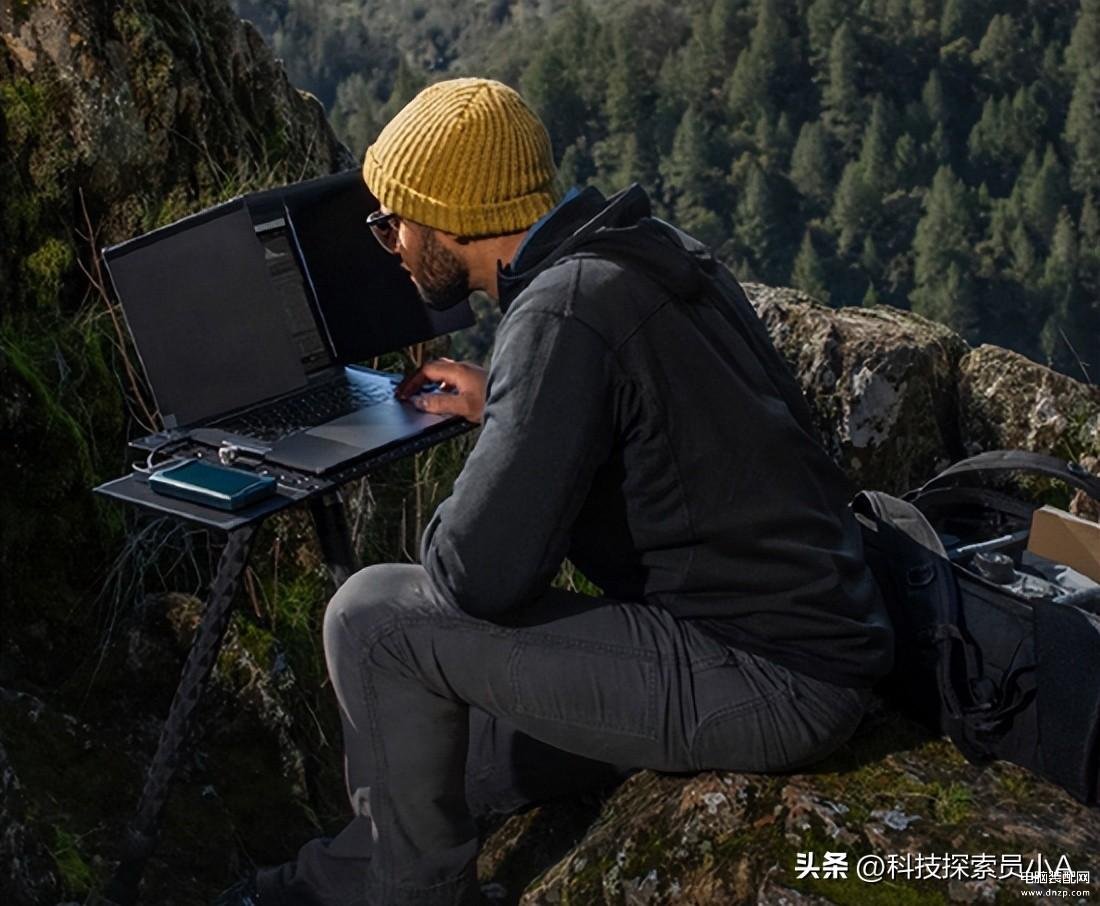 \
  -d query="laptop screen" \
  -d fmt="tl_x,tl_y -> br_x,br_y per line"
104,201 -> 308,429
255,221 -> 333,374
